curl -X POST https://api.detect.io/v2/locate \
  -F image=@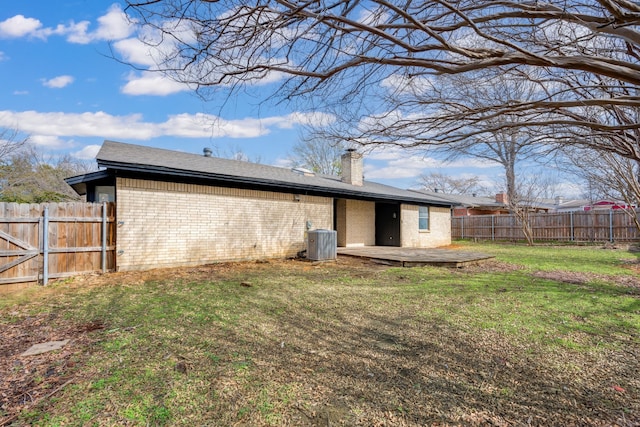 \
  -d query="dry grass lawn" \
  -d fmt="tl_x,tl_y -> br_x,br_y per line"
1,243 -> 639,426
